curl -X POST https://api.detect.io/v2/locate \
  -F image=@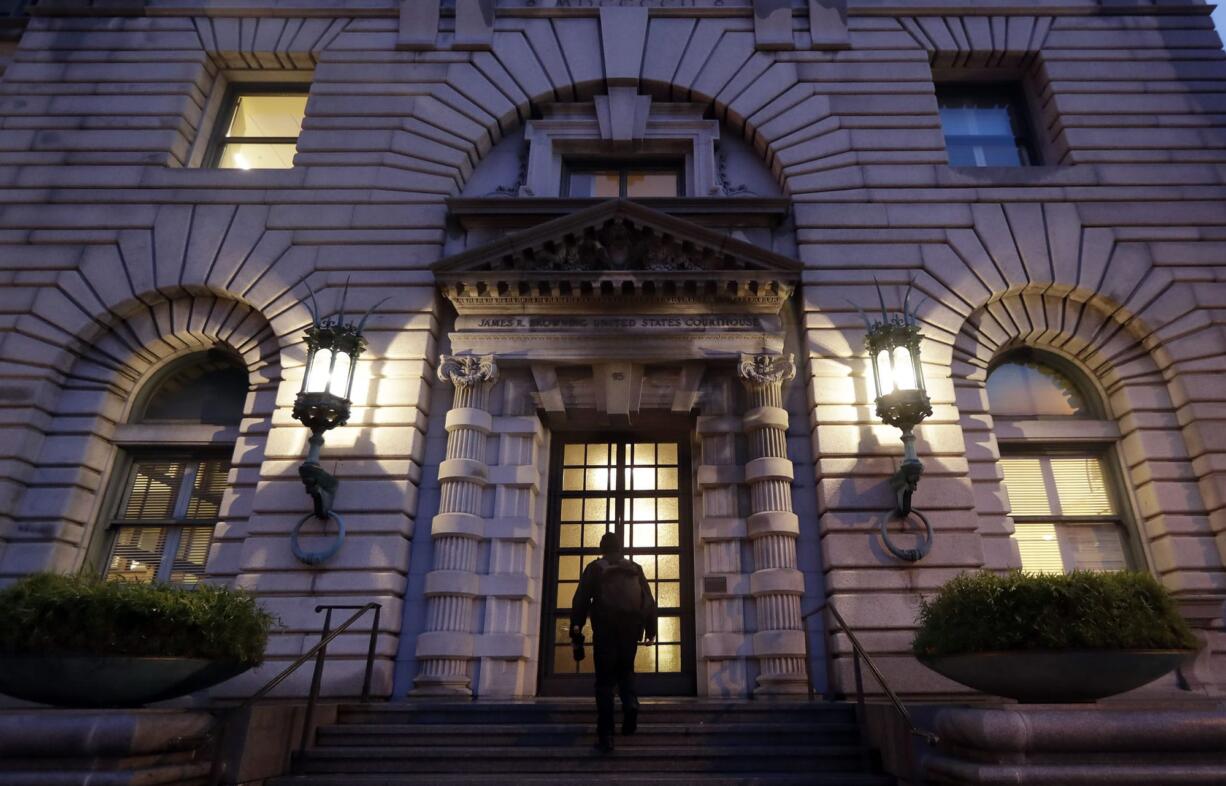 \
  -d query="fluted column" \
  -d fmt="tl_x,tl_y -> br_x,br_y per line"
738,353 -> 808,696
413,354 -> 498,697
